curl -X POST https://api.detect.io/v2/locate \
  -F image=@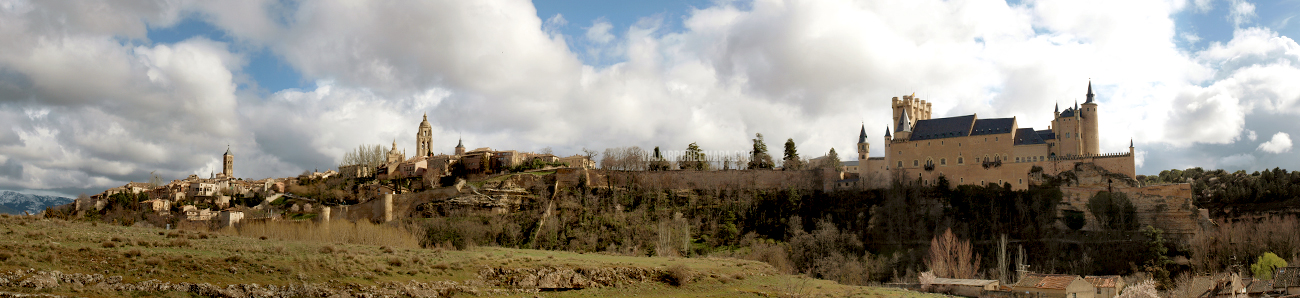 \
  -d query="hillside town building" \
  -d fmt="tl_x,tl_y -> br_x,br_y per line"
856,81 -> 1136,190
